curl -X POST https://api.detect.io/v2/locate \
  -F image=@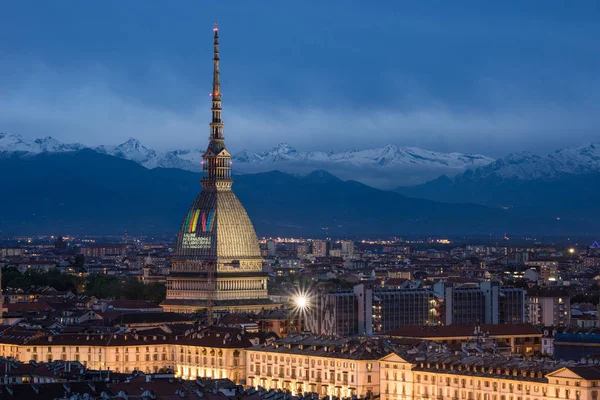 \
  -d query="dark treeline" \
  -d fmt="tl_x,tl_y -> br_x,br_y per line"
1,267 -> 166,303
